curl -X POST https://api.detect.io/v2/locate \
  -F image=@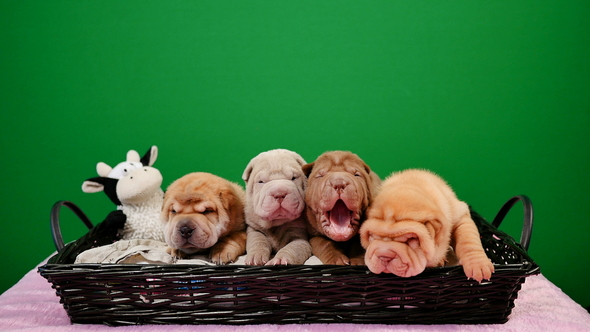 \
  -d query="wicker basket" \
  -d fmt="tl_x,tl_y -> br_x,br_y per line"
39,196 -> 539,326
